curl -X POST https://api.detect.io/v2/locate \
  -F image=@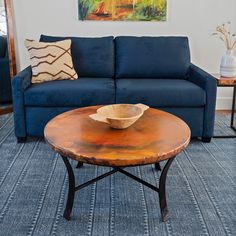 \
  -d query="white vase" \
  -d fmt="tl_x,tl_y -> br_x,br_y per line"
220,50 -> 236,77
